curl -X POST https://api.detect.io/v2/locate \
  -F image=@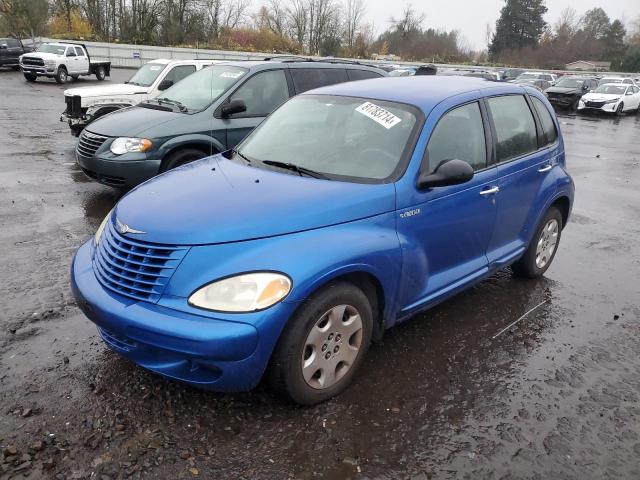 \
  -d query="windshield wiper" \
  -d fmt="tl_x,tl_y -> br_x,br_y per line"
233,149 -> 252,164
157,97 -> 188,112
262,160 -> 327,179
